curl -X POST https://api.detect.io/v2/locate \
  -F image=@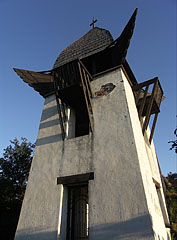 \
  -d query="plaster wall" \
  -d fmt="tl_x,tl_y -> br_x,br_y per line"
14,95 -> 63,240
15,67 -> 169,240
144,129 -> 169,226
122,70 -> 170,239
